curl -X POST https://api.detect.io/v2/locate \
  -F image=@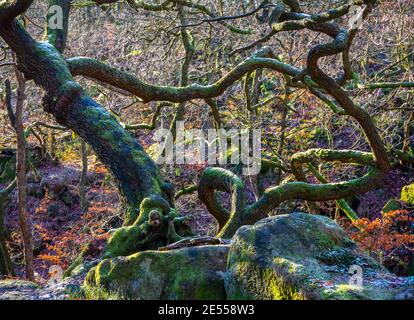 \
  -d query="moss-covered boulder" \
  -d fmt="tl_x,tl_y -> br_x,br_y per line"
401,183 -> 414,205
84,245 -> 229,299
225,212 -> 414,300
